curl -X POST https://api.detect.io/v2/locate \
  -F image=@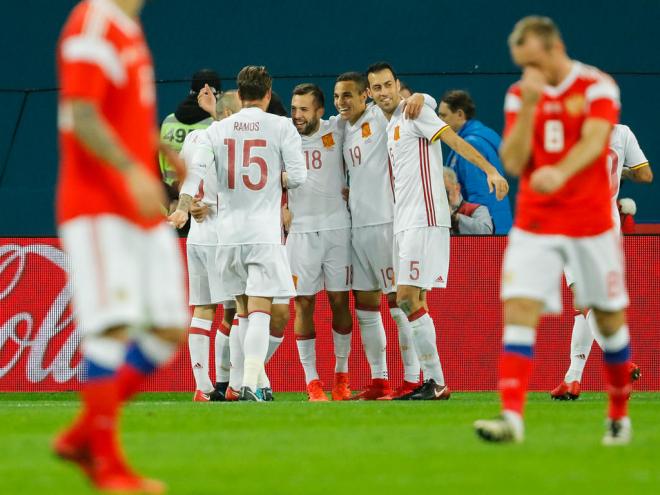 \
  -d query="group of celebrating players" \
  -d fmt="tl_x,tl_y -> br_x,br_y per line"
53,1 -> 649,491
